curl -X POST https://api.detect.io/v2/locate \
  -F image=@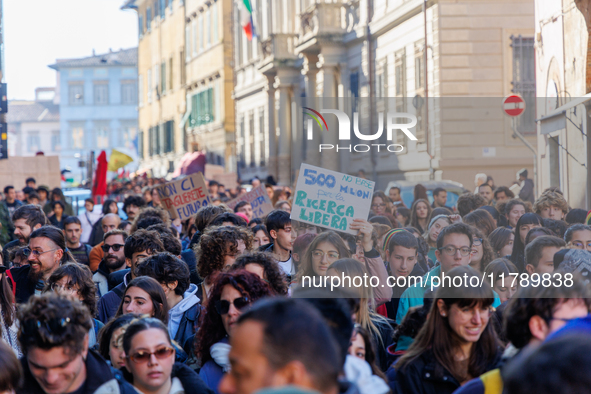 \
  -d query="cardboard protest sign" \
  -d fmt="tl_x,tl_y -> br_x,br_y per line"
154,172 -> 210,221
292,163 -> 375,234
226,184 -> 274,219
